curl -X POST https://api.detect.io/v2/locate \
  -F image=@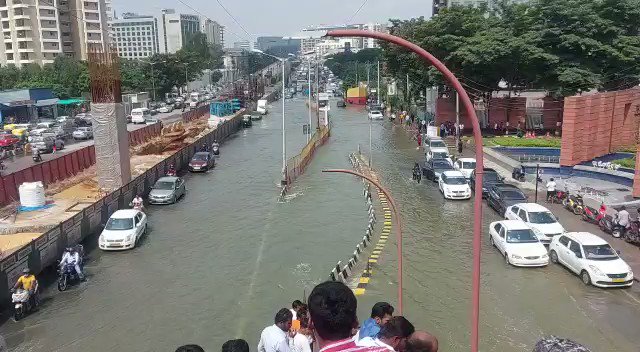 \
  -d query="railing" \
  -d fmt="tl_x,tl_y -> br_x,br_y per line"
284,125 -> 330,185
